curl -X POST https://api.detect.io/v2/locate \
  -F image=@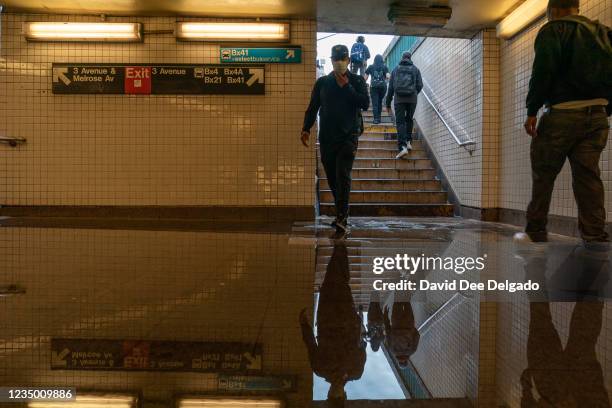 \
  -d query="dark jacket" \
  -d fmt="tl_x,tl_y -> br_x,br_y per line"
303,71 -> 370,145
526,15 -> 612,116
365,55 -> 390,88
386,59 -> 423,106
